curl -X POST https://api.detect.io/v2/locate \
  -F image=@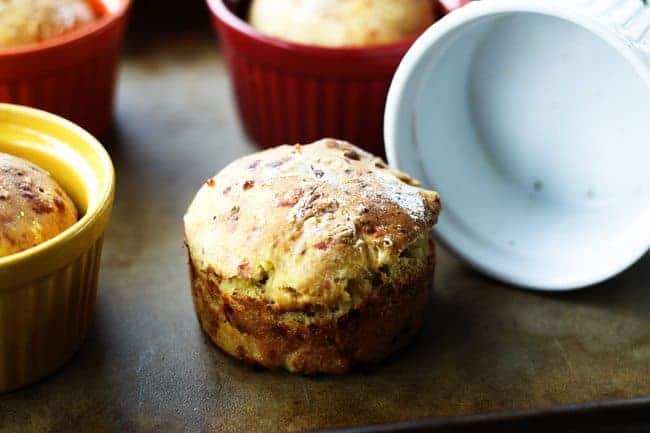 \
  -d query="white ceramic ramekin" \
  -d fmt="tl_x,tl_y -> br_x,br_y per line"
385,0 -> 650,290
